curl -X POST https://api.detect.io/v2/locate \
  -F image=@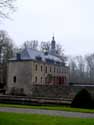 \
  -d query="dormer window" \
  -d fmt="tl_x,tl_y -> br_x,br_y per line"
36,56 -> 42,61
